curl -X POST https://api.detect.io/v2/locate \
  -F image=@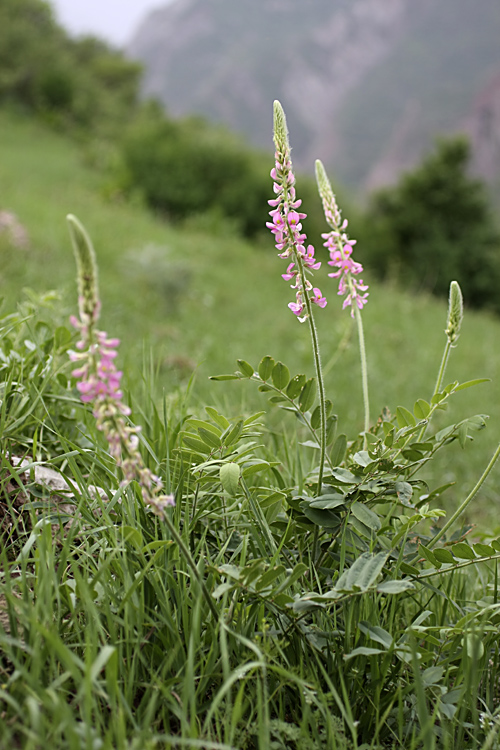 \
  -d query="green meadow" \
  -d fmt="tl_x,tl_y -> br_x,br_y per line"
1,109 -> 499,530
